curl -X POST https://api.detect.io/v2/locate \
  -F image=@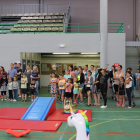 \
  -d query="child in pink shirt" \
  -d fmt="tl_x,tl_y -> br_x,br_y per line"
64,78 -> 73,107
